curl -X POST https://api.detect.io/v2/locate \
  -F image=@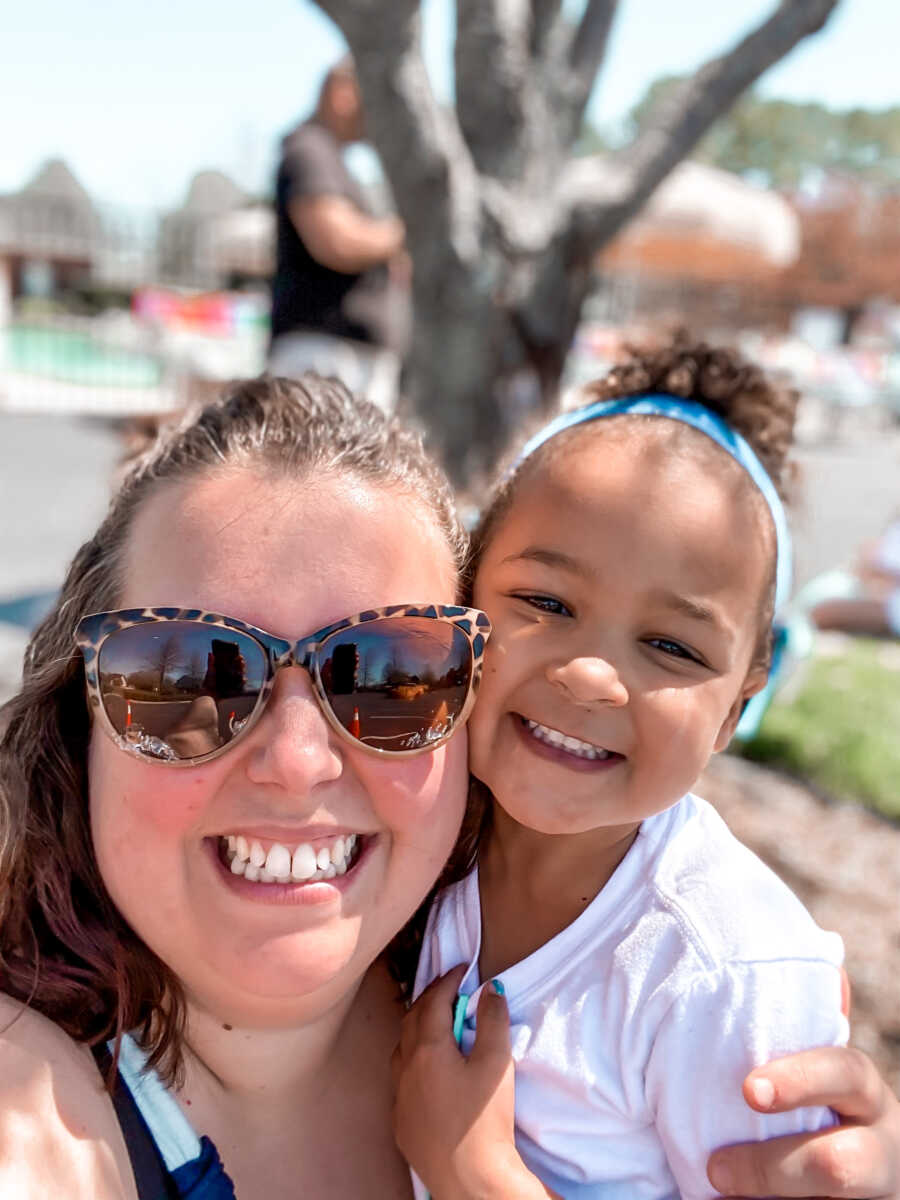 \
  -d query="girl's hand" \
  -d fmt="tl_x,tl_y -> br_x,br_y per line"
391,967 -> 559,1200
706,1046 -> 900,1197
